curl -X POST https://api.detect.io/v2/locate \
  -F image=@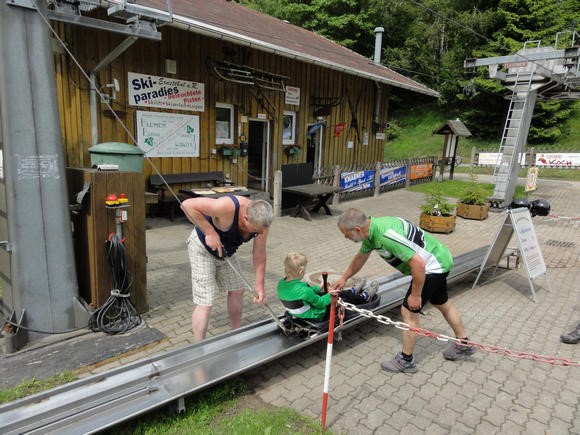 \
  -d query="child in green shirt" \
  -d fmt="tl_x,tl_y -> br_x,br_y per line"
277,252 -> 378,321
